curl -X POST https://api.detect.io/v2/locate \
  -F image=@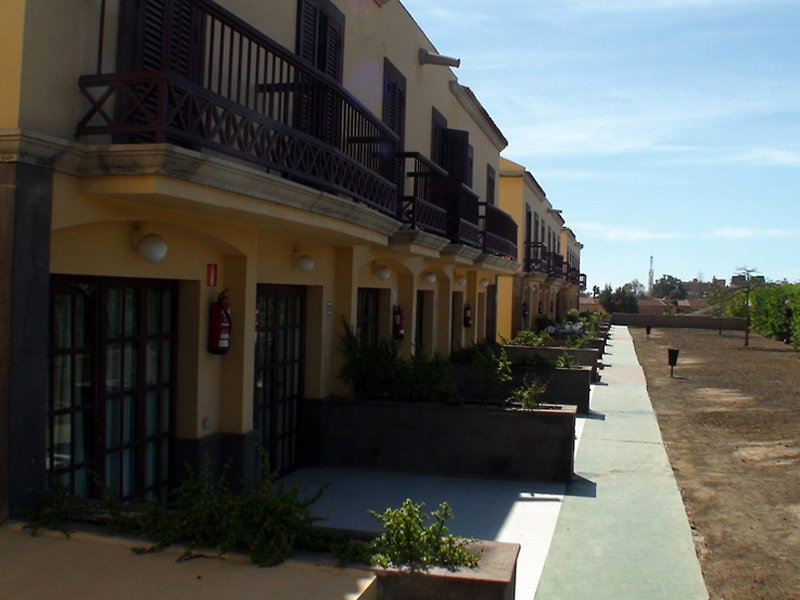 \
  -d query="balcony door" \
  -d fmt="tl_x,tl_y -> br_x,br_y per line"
253,285 -> 306,476
48,277 -> 176,503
